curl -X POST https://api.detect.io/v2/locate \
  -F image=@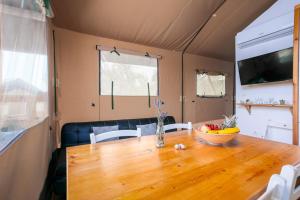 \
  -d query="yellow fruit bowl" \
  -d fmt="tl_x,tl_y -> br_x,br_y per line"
195,128 -> 239,145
